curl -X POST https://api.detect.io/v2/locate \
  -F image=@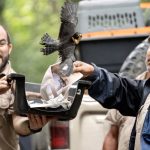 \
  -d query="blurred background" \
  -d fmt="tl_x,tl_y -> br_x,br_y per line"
0,0 -> 79,83
1,1 -> 150,150
0,0 -> 149,83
